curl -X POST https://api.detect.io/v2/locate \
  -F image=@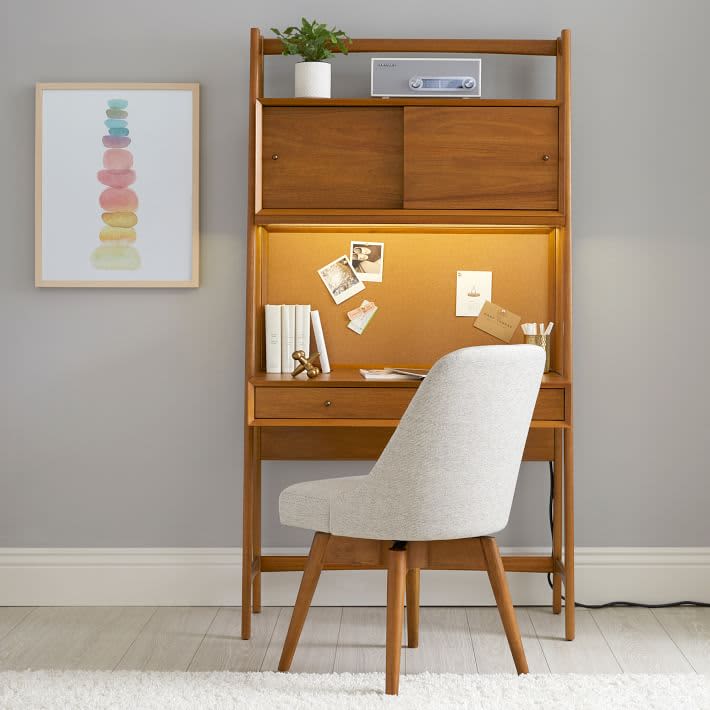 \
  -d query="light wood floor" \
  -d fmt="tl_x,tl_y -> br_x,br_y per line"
0,606 -> 708,673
